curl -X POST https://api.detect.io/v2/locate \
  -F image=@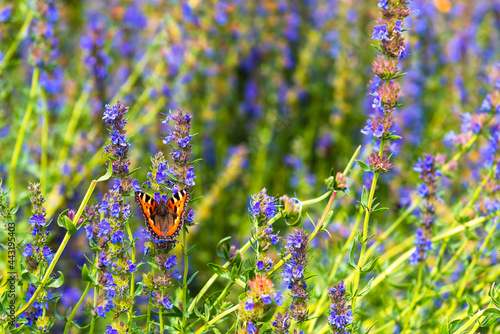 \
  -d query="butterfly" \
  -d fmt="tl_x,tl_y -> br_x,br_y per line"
135,189 -> 188,240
